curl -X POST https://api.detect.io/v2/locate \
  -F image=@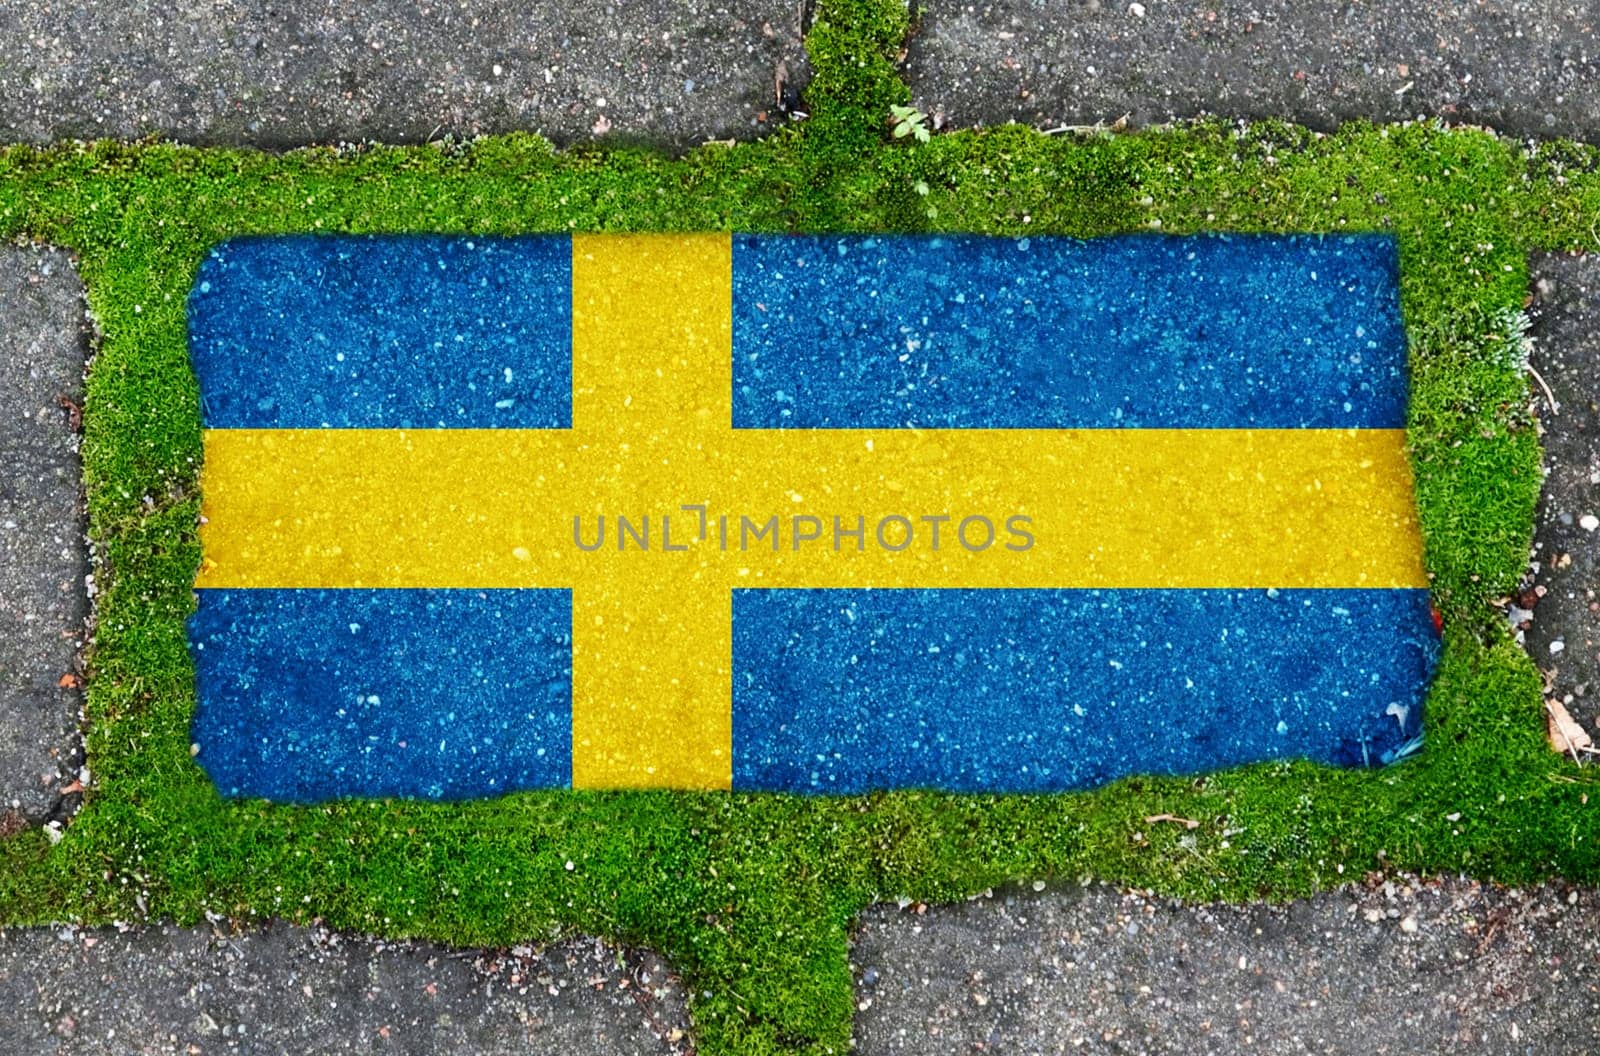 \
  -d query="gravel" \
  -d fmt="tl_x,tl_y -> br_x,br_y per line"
905,0 -> 1600,141
853,874 -> 1600,1054
0,0 -> 810,151
1524,254 -> 1600,737
0,922 -> 692,1055
0,247 -> 88,832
